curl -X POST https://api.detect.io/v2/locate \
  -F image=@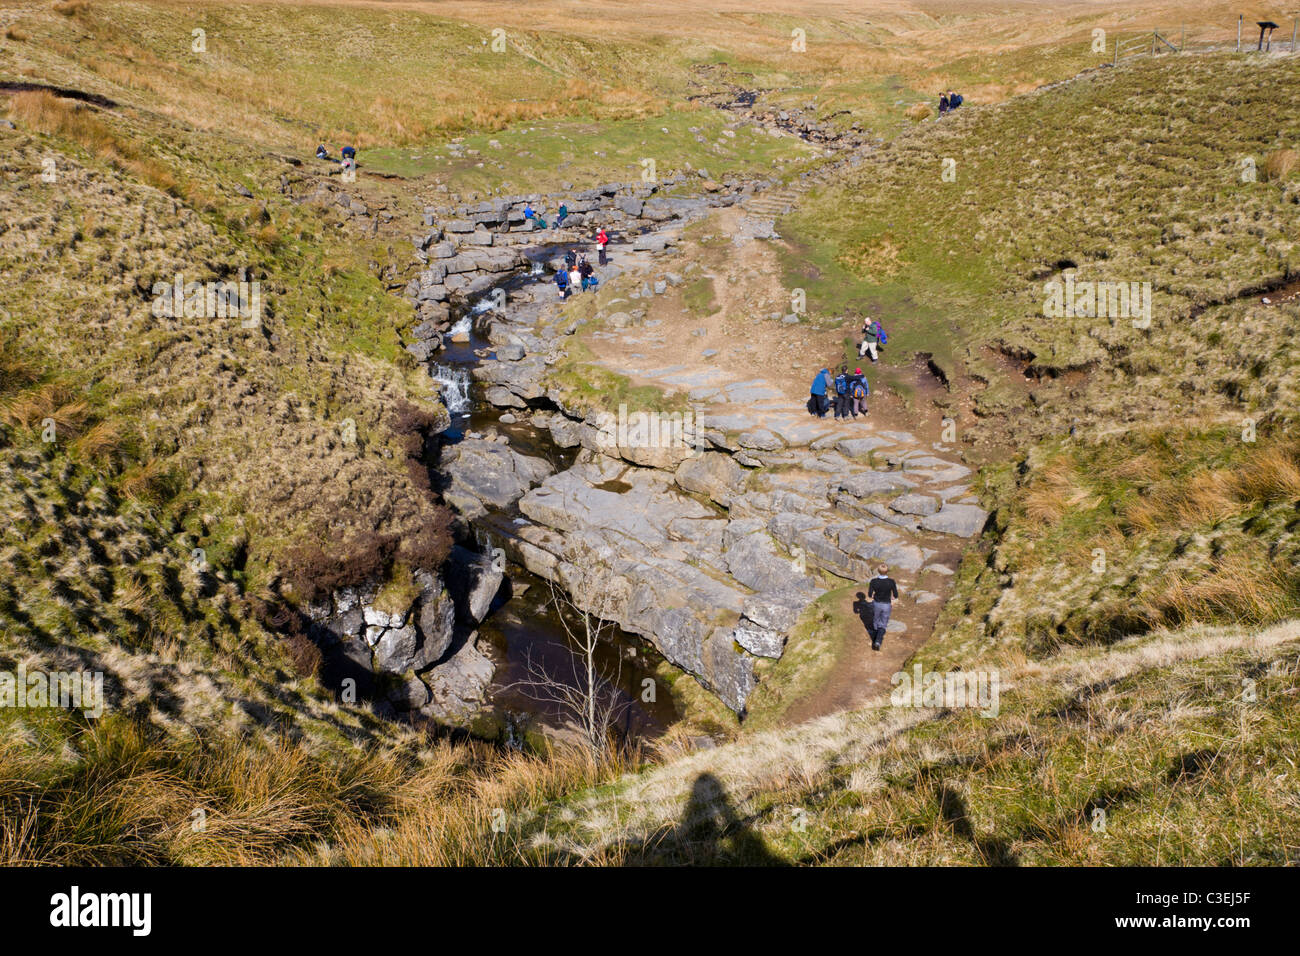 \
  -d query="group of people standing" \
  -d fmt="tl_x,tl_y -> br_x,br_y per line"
554,247 -> 599,298
938,90 -> 964,116
809,365 -> 870,420
552,227 -> 610,298
807,314 -> 890,419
